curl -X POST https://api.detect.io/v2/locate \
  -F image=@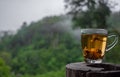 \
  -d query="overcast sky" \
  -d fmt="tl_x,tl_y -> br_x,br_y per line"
0,0 -> 120,31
